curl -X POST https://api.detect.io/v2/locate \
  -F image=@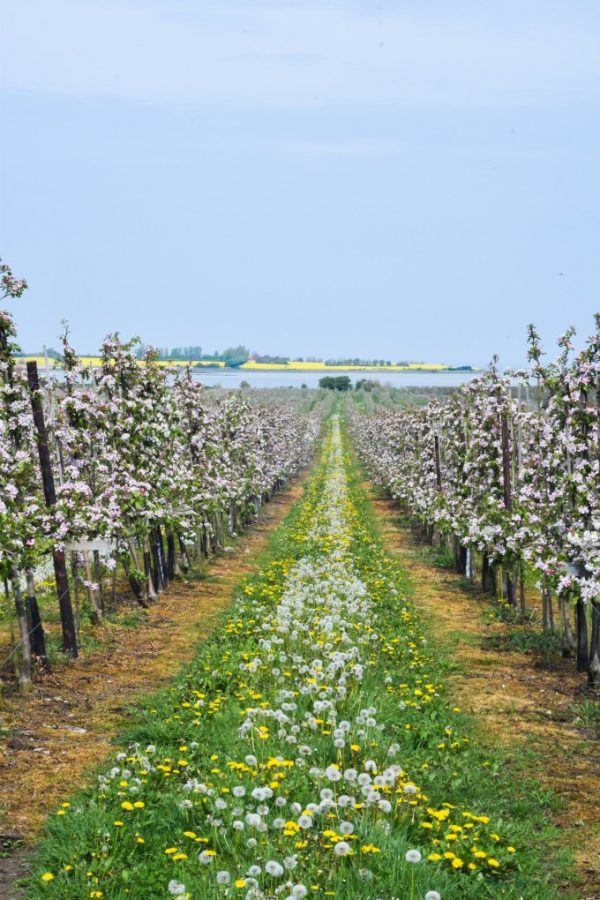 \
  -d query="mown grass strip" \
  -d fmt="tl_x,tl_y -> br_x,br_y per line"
26,419 -> 568,899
